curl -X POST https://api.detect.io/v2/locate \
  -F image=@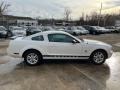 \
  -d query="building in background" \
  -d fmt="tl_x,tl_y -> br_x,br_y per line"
0,15 -> 38,28
0,15 -> 75,27
16,20 -> 38,27
38,19 -> 76,26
